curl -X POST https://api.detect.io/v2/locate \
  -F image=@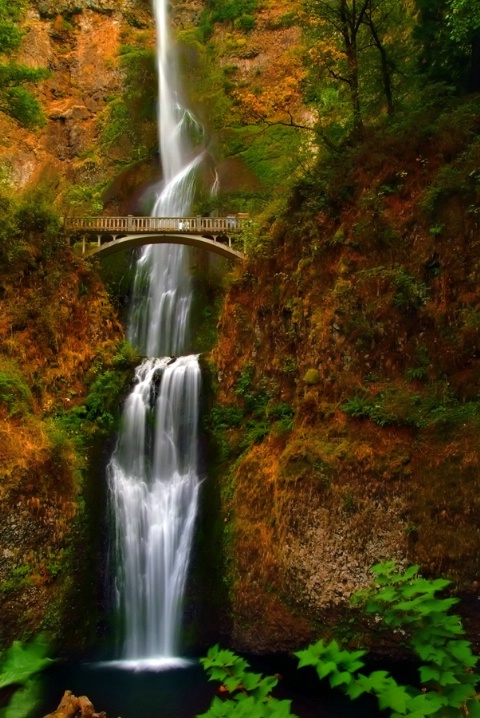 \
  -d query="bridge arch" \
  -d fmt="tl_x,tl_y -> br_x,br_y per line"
82,233 -> 244,261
